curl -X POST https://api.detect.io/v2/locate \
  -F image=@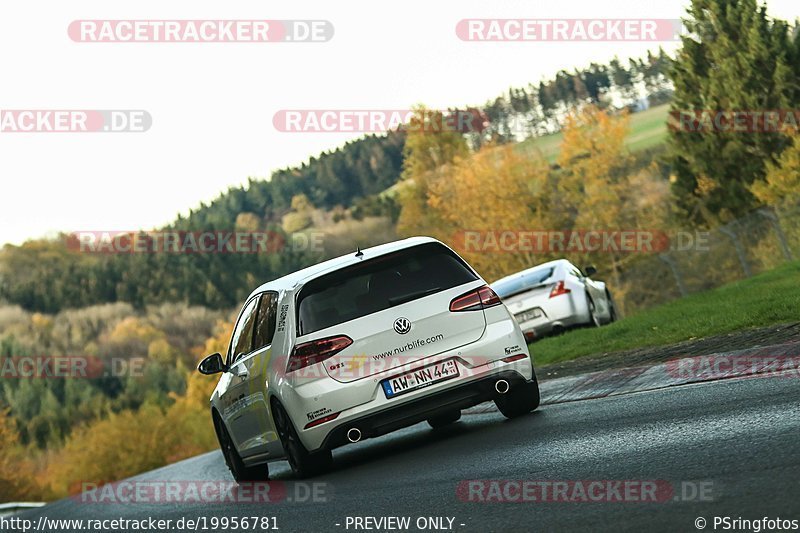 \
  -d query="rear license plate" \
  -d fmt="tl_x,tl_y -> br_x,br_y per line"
381,360 -> 459,399
516,308 -> 543,323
